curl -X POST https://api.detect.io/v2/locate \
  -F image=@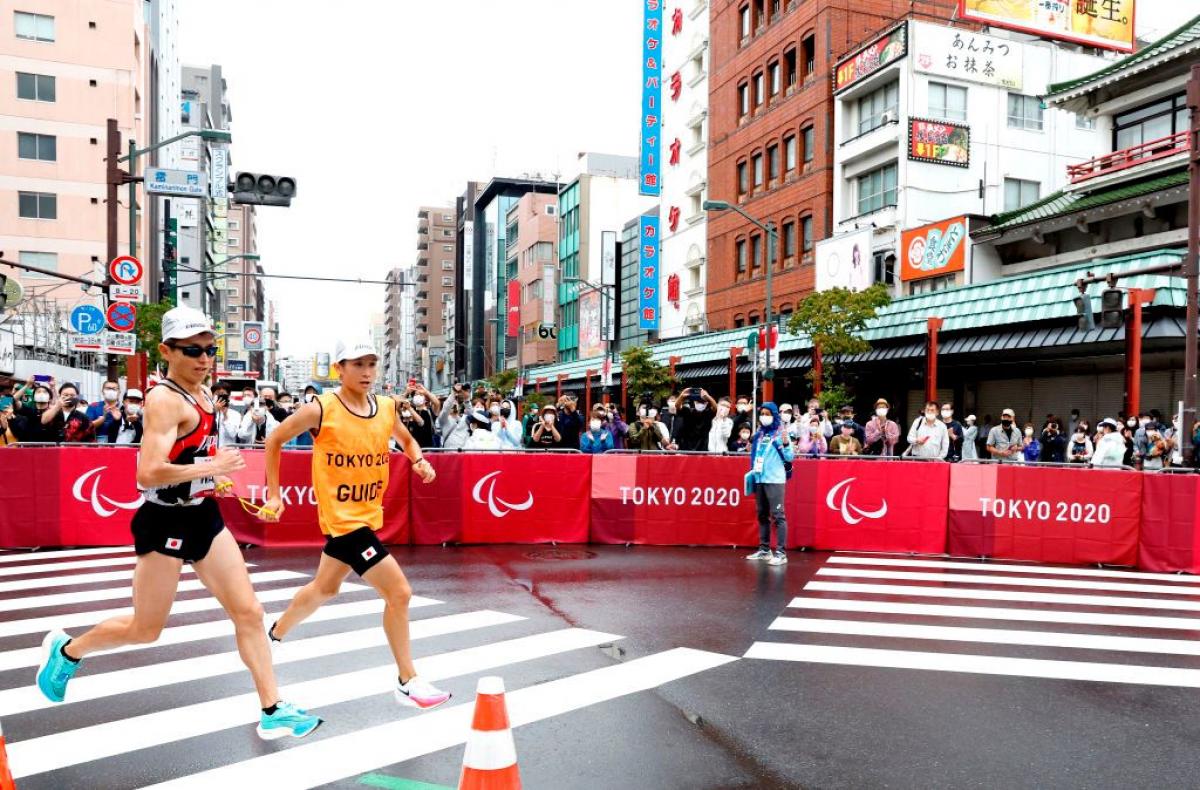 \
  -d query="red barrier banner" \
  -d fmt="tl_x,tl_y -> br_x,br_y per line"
1138,473 -> 1200,573
217,450 -> 411,547
590,454 -> 757,545
948,464 -> 1141,565
409,453 -> 591,544
785,459 -> 950,553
